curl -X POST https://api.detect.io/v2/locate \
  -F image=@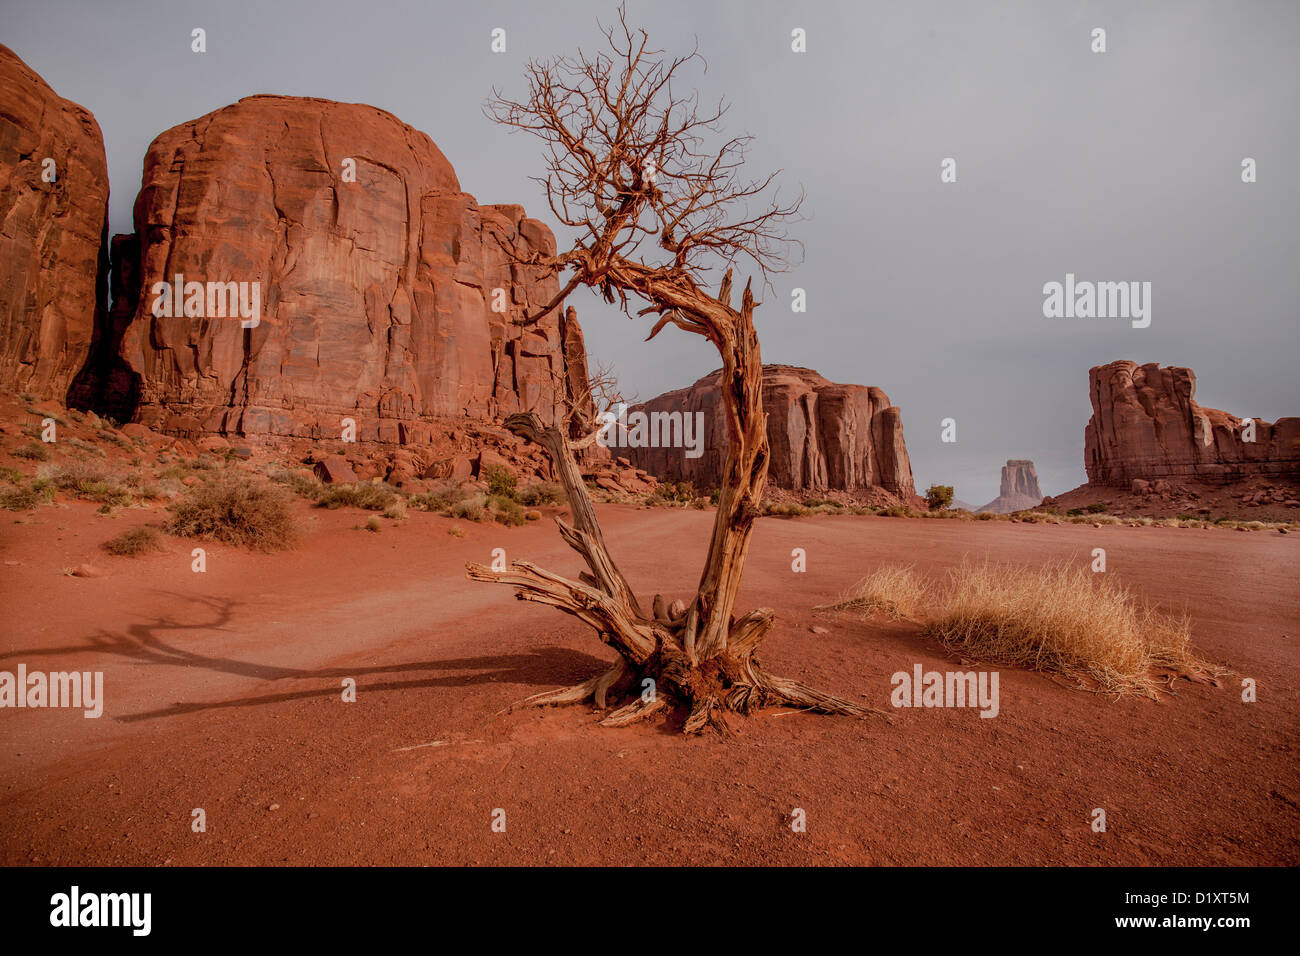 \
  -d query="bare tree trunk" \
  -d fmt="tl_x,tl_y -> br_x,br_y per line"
467,276 -> 882,734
